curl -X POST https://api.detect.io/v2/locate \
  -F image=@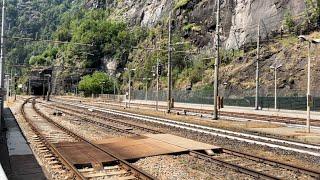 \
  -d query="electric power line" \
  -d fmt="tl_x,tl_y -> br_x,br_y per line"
6,36 -> 94,46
